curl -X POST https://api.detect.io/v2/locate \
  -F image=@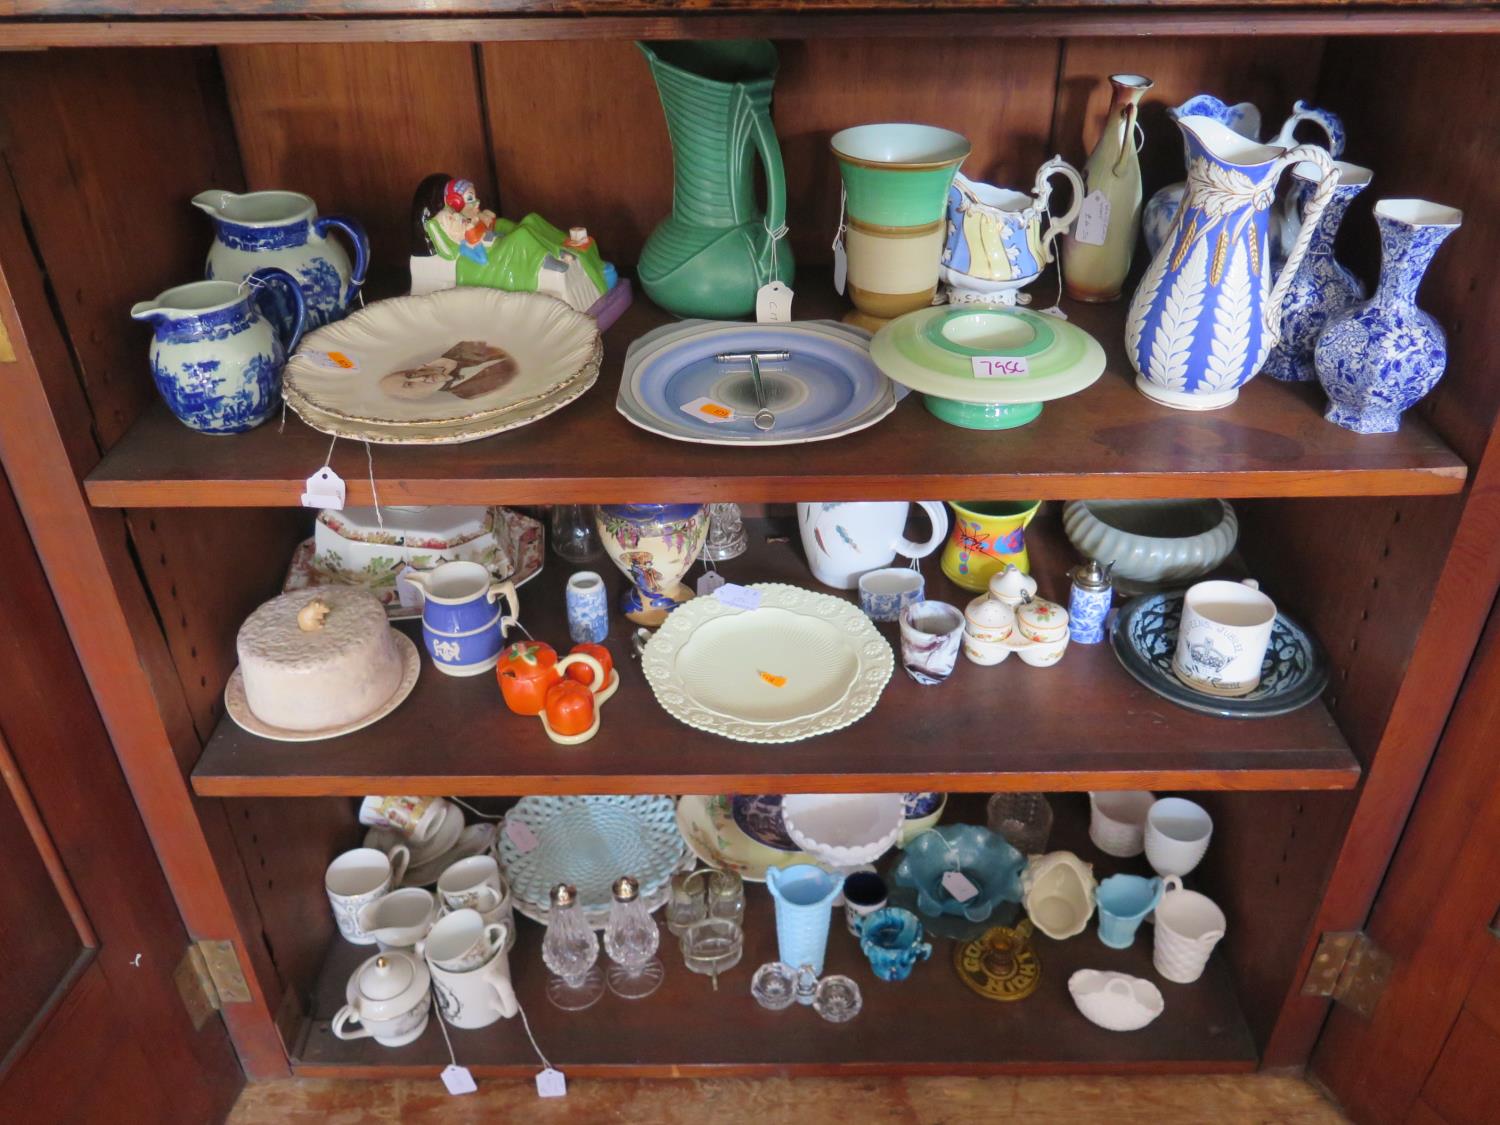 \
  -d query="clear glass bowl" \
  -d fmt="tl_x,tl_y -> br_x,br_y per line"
750,961 -> 799,1010
813,975 -> 863,1023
